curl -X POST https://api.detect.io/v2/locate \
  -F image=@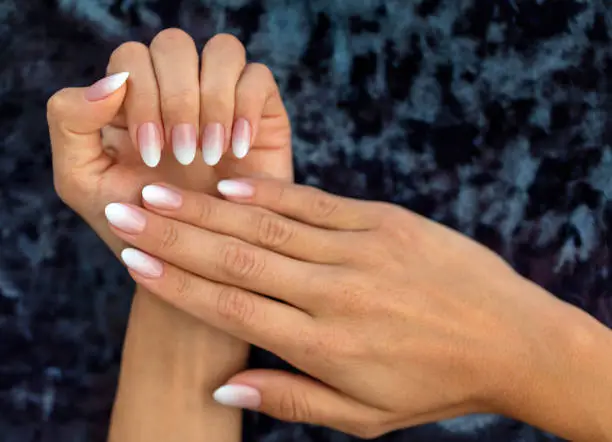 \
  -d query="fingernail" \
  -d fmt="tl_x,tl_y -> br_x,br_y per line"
84,72 -> 129,101
138,122 -> 162,168
142,185 -> 183,209
213,385 -> 261,409
232,118 -> 251,159
202,123 -> 224,166
121,248 -> 163,278
172,124 -> 196,165
105,203 -> 146,233
217,180 -> 254,198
